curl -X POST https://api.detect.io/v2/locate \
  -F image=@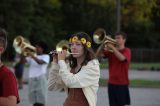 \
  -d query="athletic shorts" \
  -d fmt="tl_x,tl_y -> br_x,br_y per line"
28,75 -> 47,104
108,83 -> 130,106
